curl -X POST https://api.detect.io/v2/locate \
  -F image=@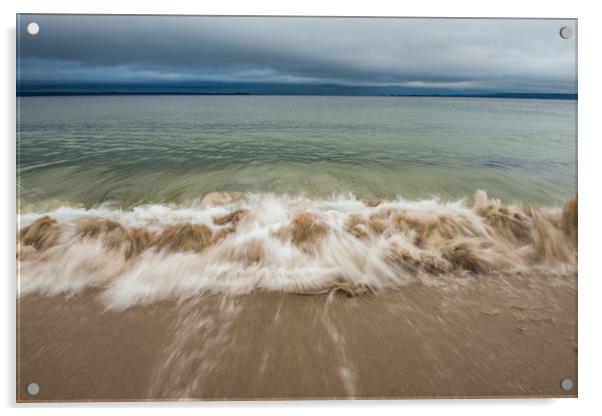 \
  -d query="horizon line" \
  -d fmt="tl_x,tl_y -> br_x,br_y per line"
16,91 -> 578,100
